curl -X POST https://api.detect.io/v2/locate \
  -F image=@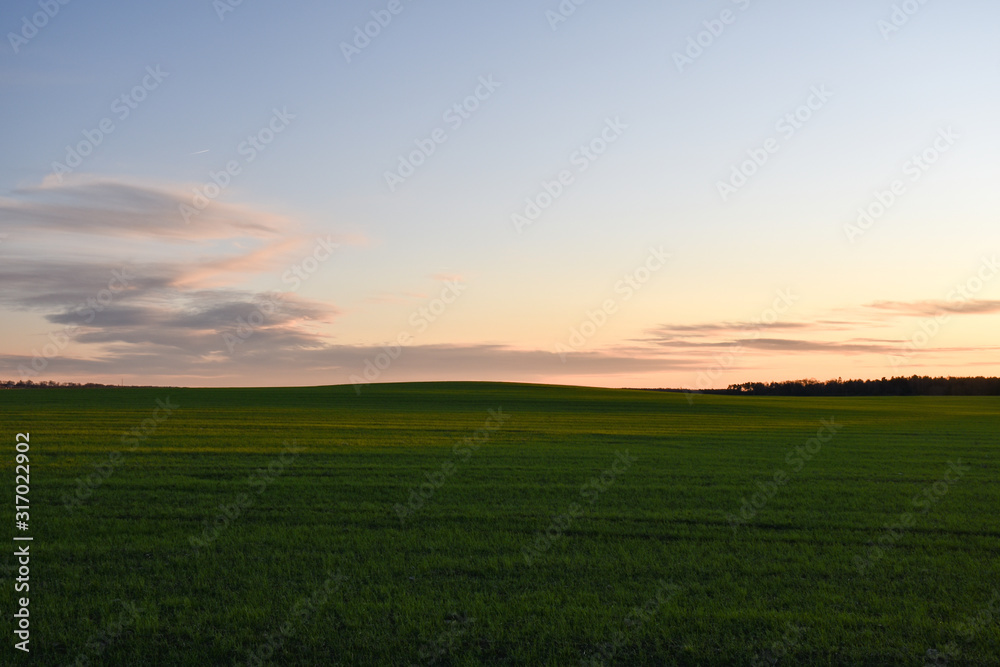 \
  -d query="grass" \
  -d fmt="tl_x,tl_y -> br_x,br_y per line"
1,381 -> 998,665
